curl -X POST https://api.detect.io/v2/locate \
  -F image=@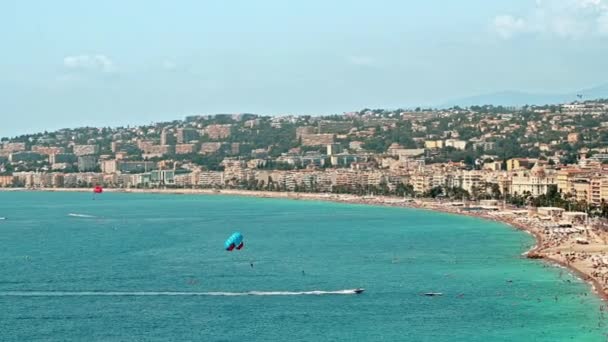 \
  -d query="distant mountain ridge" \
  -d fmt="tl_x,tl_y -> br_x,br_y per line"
441,83 -> 608,108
